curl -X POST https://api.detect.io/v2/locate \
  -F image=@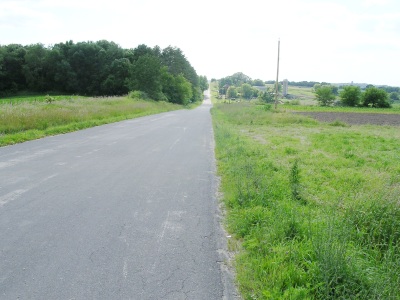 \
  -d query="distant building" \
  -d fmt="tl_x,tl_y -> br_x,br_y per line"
282,79 -> 289,96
